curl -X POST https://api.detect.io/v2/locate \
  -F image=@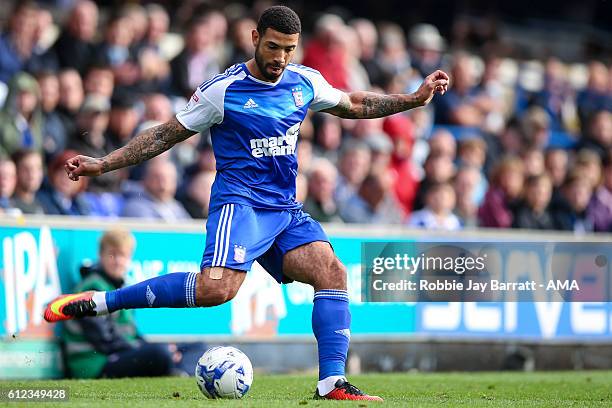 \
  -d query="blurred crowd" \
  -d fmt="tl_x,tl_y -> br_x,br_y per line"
0,1 -> 610,232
